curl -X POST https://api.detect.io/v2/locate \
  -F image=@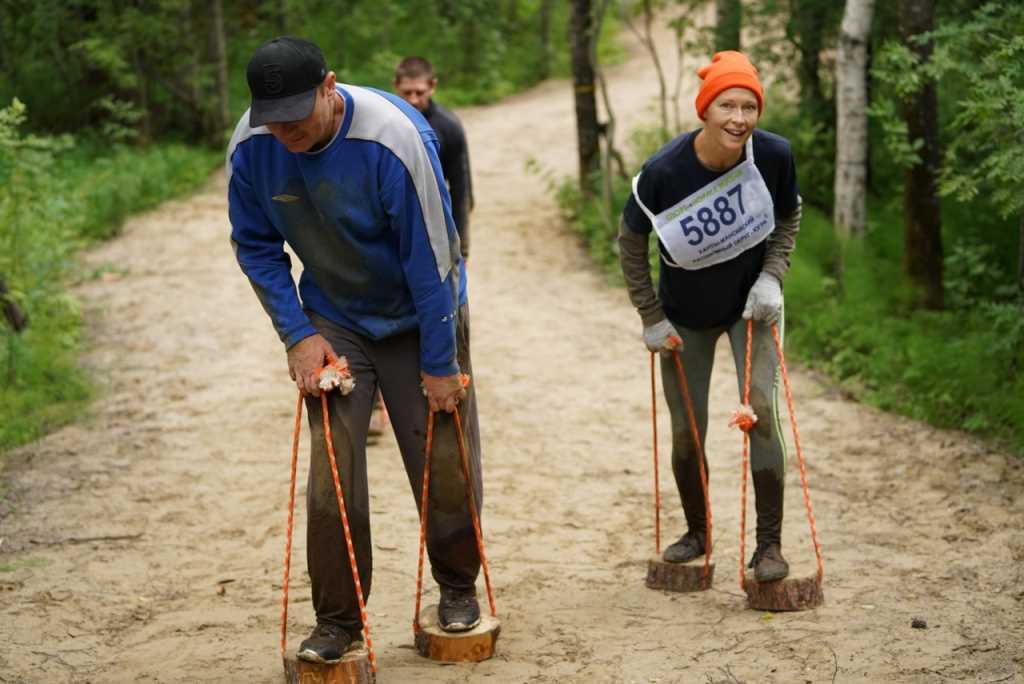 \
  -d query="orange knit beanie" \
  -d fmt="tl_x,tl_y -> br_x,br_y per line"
694,51 -> 764,120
